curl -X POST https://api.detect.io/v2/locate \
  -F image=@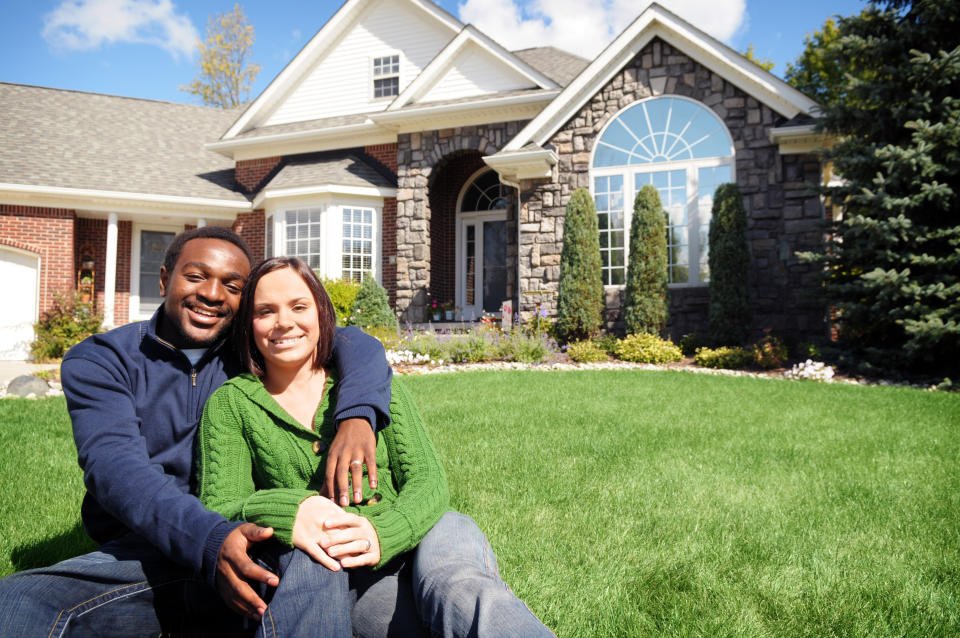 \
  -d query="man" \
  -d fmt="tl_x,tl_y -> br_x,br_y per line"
0,227 -> 391,636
